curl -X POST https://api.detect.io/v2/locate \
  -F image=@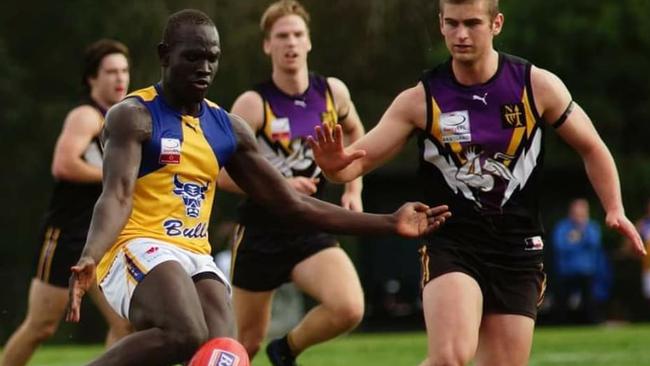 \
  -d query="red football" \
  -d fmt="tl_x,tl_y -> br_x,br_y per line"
188,337 -> 250,366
